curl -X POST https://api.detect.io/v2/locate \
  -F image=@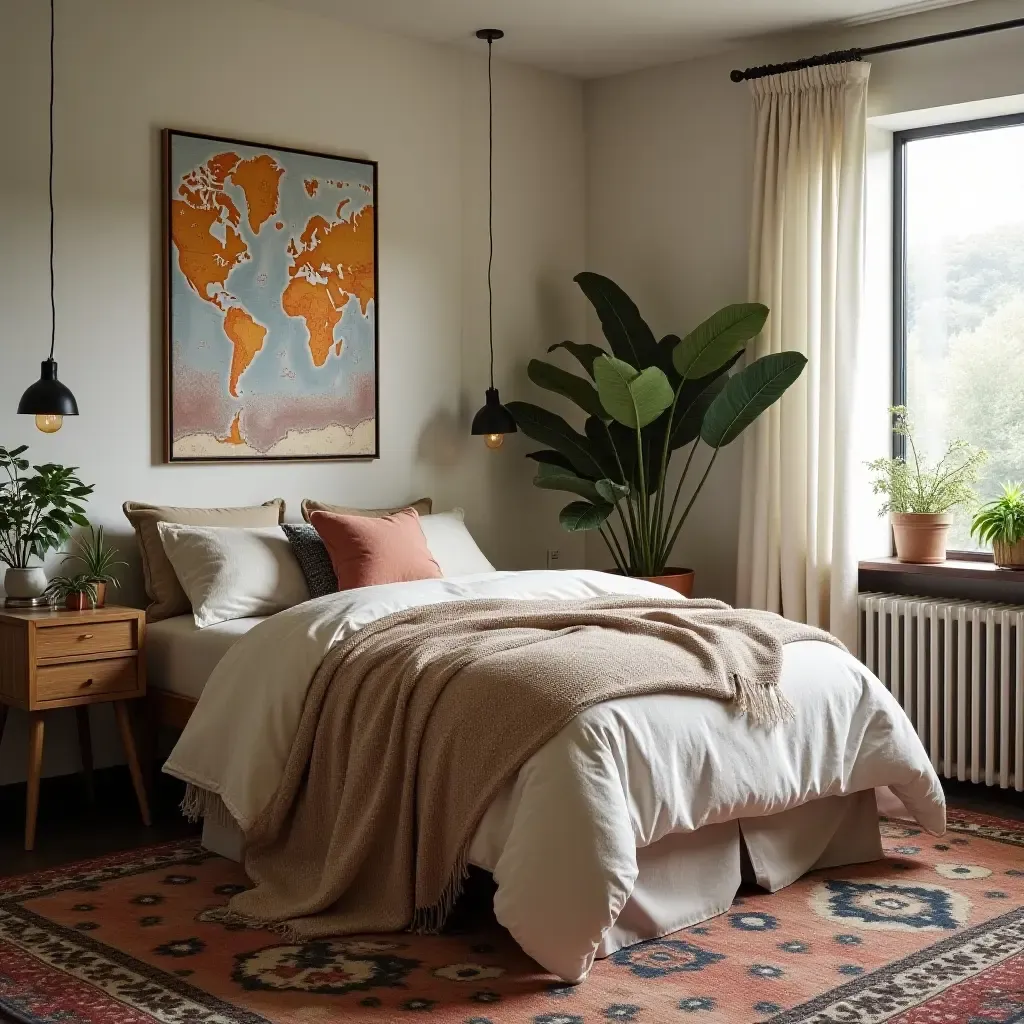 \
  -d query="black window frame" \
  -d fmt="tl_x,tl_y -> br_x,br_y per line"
892,111 -> 1024,561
